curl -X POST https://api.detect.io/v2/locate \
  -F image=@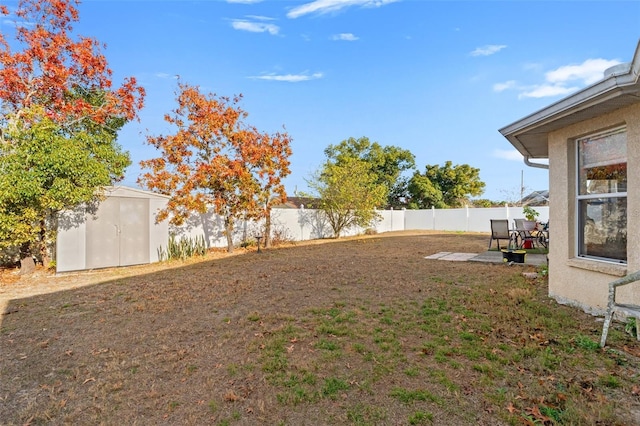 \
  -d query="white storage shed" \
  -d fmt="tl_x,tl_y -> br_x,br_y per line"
56,186 -> 169,272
